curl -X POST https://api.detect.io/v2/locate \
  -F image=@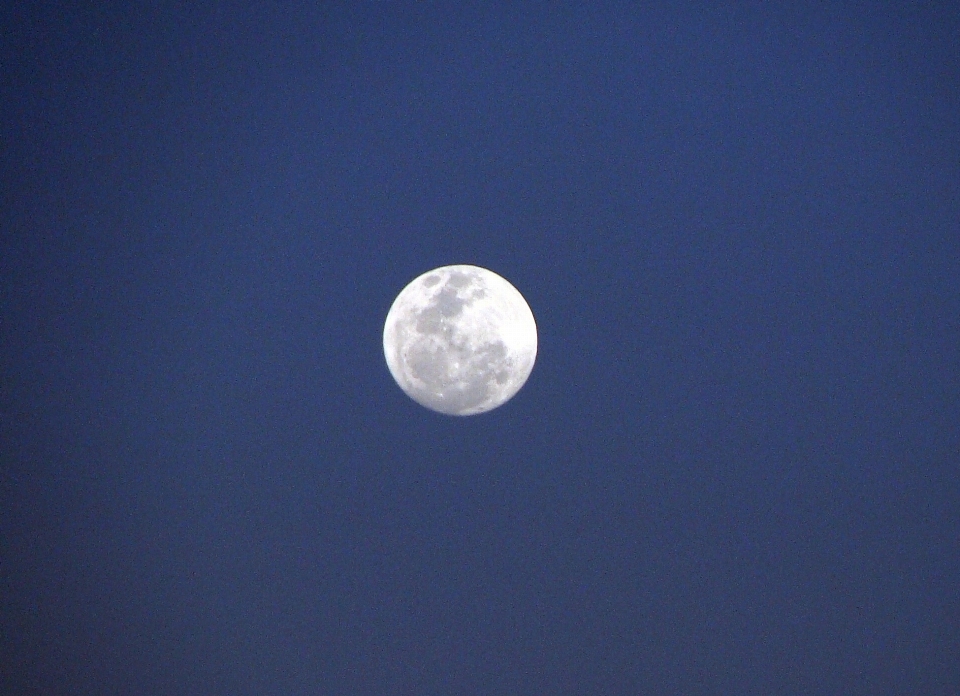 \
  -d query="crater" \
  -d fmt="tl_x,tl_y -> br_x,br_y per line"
447,271 -> 473,288
433,287 -> 466,318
